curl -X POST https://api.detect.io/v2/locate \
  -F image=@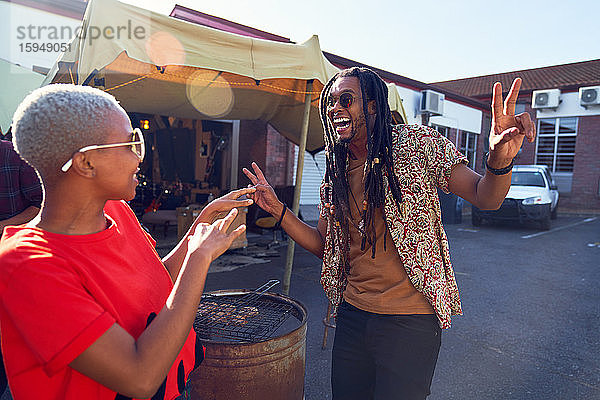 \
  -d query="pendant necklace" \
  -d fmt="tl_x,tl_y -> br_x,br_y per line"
348,186 -> 367,235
